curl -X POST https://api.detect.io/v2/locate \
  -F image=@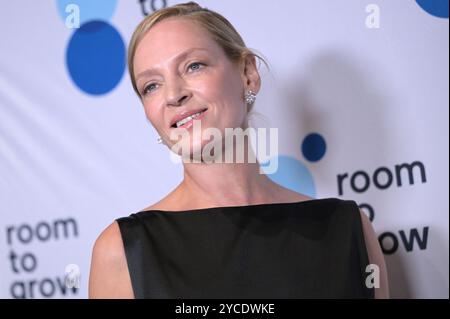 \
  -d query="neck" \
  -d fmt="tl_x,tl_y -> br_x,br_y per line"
175,135 -> 281,208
